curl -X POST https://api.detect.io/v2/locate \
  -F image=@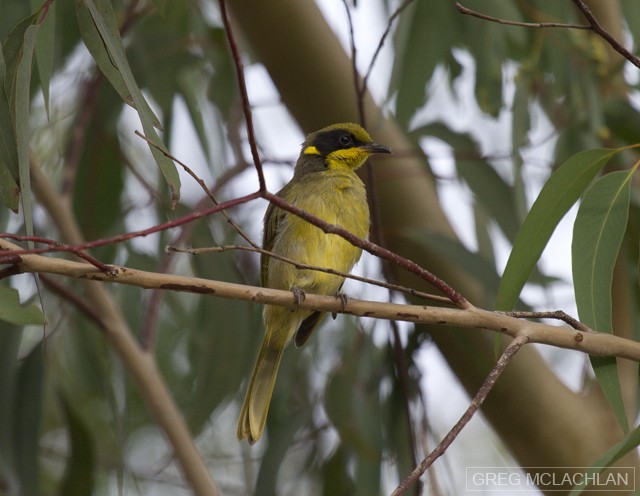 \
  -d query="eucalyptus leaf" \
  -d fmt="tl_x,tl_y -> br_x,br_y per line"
13,23 -> 39,238
496,148 -> 621,310
0,44 -> 20,212
76,0 -> 133,106
79,0 -> 181,205
2,12 -> 39,218
31,0 -> 54,116
572,169 -> 635,433
573,170 -> 634,332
